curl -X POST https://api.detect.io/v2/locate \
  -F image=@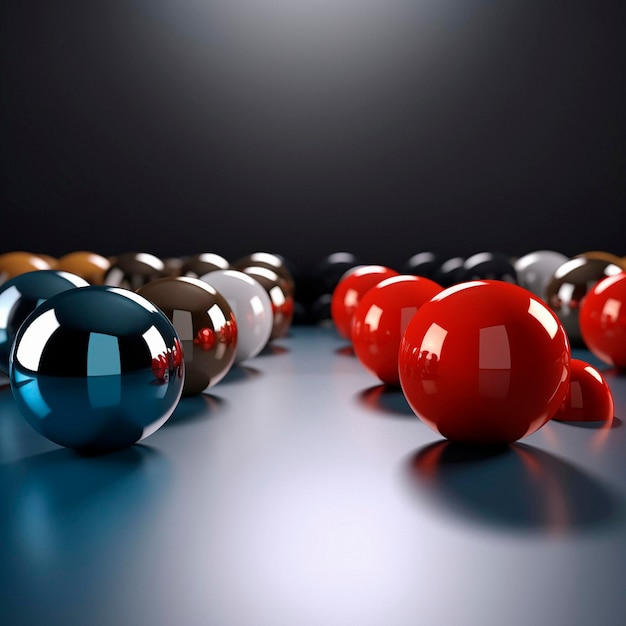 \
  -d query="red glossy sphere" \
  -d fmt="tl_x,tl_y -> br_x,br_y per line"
579,271 -> 626,368
399,280 -> 571,445
330,265 -> 399,340
552,359 -> 614,422
352,275 -> 443,386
